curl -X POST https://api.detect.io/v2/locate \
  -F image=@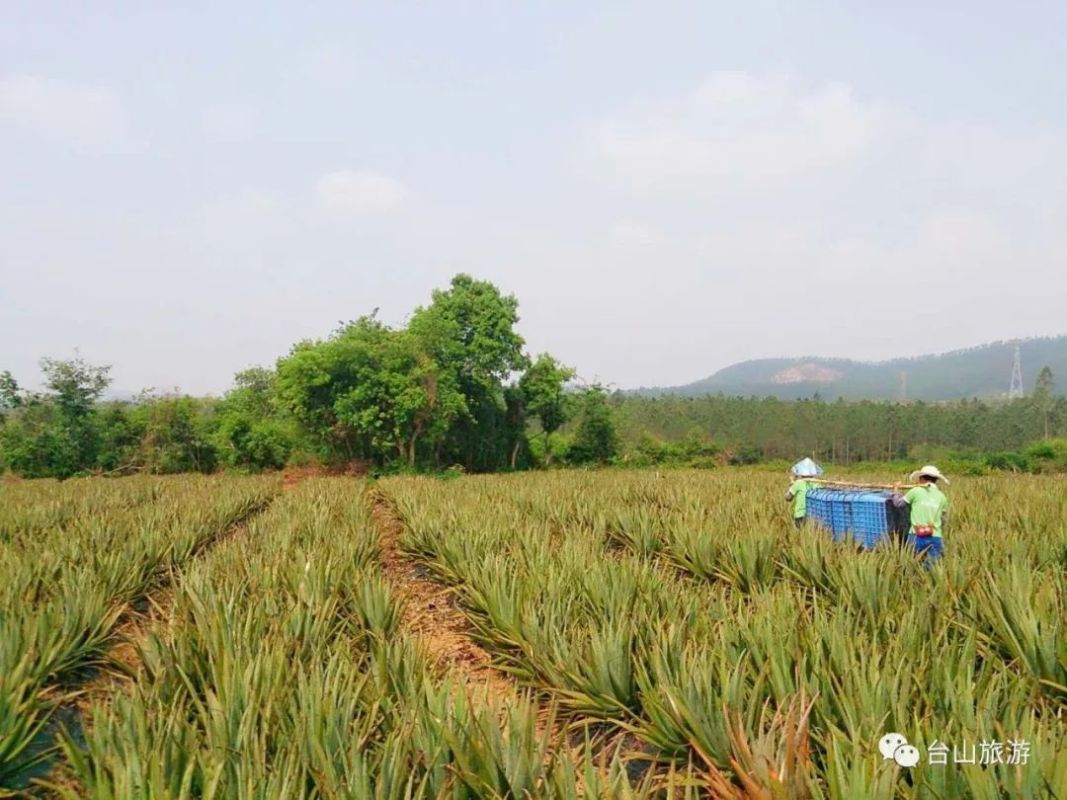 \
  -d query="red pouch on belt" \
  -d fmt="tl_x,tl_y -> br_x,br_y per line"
914,524 -> 935,538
